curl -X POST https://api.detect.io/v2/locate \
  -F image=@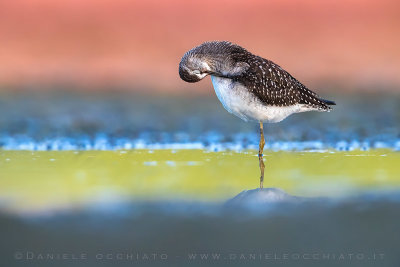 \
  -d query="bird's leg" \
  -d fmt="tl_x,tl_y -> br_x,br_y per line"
258,122 -> 265,189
